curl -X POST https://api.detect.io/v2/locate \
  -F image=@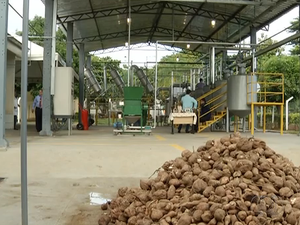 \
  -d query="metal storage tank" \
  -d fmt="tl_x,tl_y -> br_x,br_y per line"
110,68 -> 125,94
132,65 -> 154,93
227,75 -> 257,118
